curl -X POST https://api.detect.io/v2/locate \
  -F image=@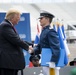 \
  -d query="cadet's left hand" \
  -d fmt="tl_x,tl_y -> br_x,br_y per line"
49,62 -> 55,68
46,62 -> 55,68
